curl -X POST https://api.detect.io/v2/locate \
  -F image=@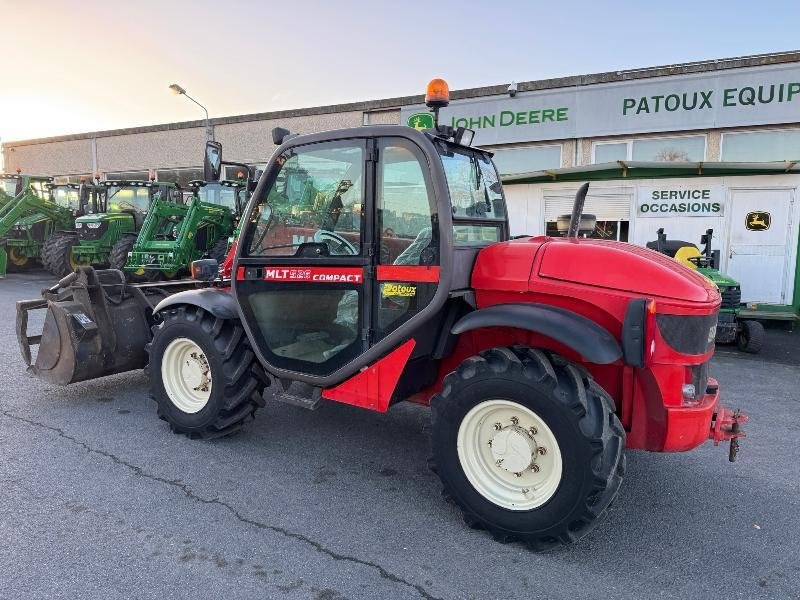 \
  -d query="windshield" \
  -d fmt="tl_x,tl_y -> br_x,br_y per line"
51,187 -> 81,210
0,180 -> 18,198
106,186 -> 151,213
196,183 -> 240,210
